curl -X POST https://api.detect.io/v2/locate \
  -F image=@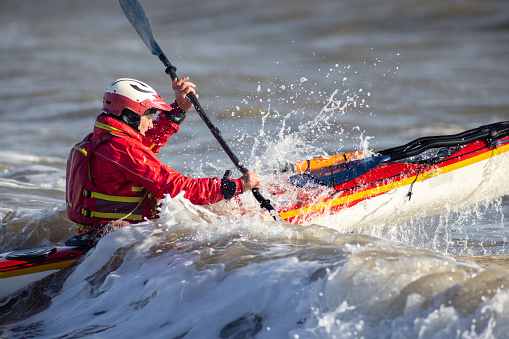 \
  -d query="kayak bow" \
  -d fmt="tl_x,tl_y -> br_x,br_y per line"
275,121 -> 509,226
